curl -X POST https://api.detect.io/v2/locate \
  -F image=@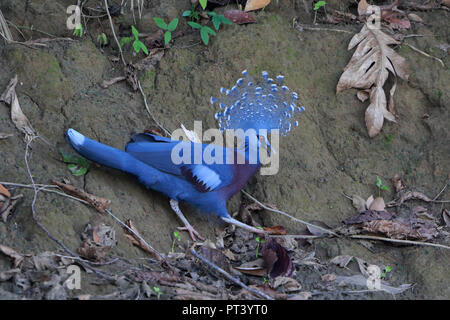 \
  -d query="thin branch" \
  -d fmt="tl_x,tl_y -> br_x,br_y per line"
433,179 -> 449,201
138,80 -> 171,136
241,190 -> 338,236
104,0 -> 126,66
189,249 -> 274,300
404,42 -> 445,67
350,235 -> 450,250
